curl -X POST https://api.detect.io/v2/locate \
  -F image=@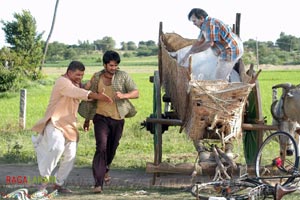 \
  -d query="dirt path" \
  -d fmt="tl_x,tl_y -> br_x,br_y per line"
0,164 -> 208,199
0,164 -> 201,188
1,164 -> 300,200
